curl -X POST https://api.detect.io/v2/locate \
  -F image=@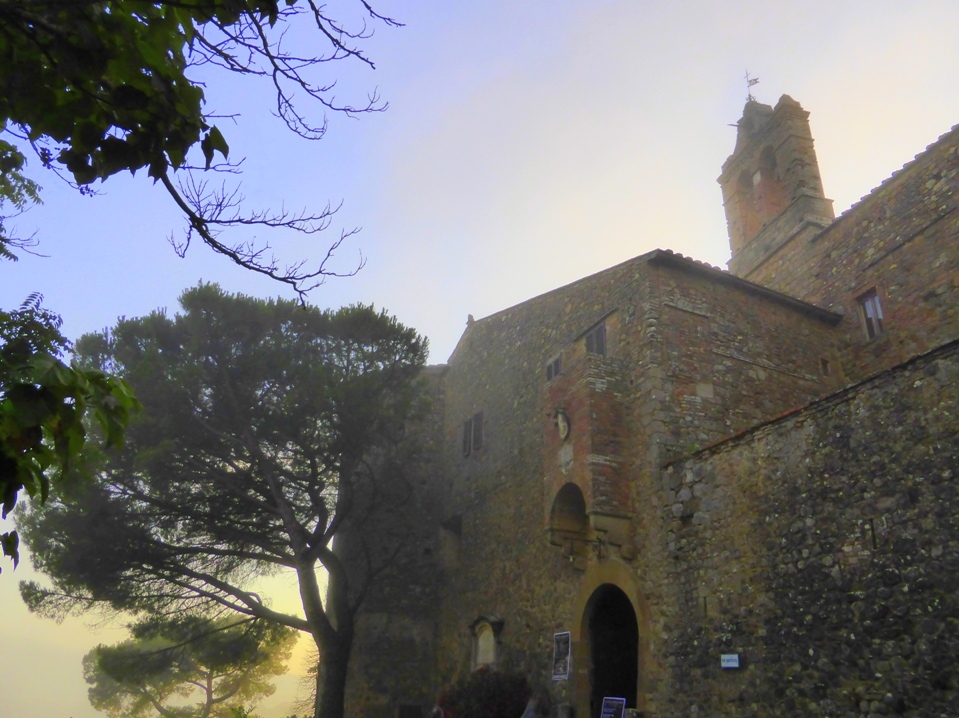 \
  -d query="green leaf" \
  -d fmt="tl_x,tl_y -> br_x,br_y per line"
0,530 -> 19,571
200,134 -> 214,170
208,126 -> 229,162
